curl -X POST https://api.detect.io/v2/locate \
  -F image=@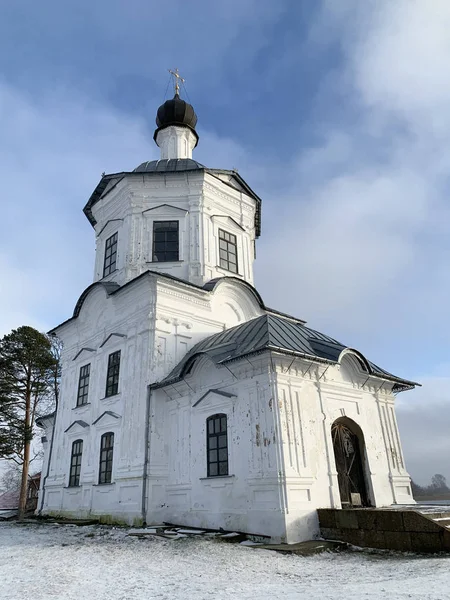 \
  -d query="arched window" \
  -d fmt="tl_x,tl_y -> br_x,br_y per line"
206,414 -> 228,477
69,439 -> 83,487
99,432 -> 114,484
